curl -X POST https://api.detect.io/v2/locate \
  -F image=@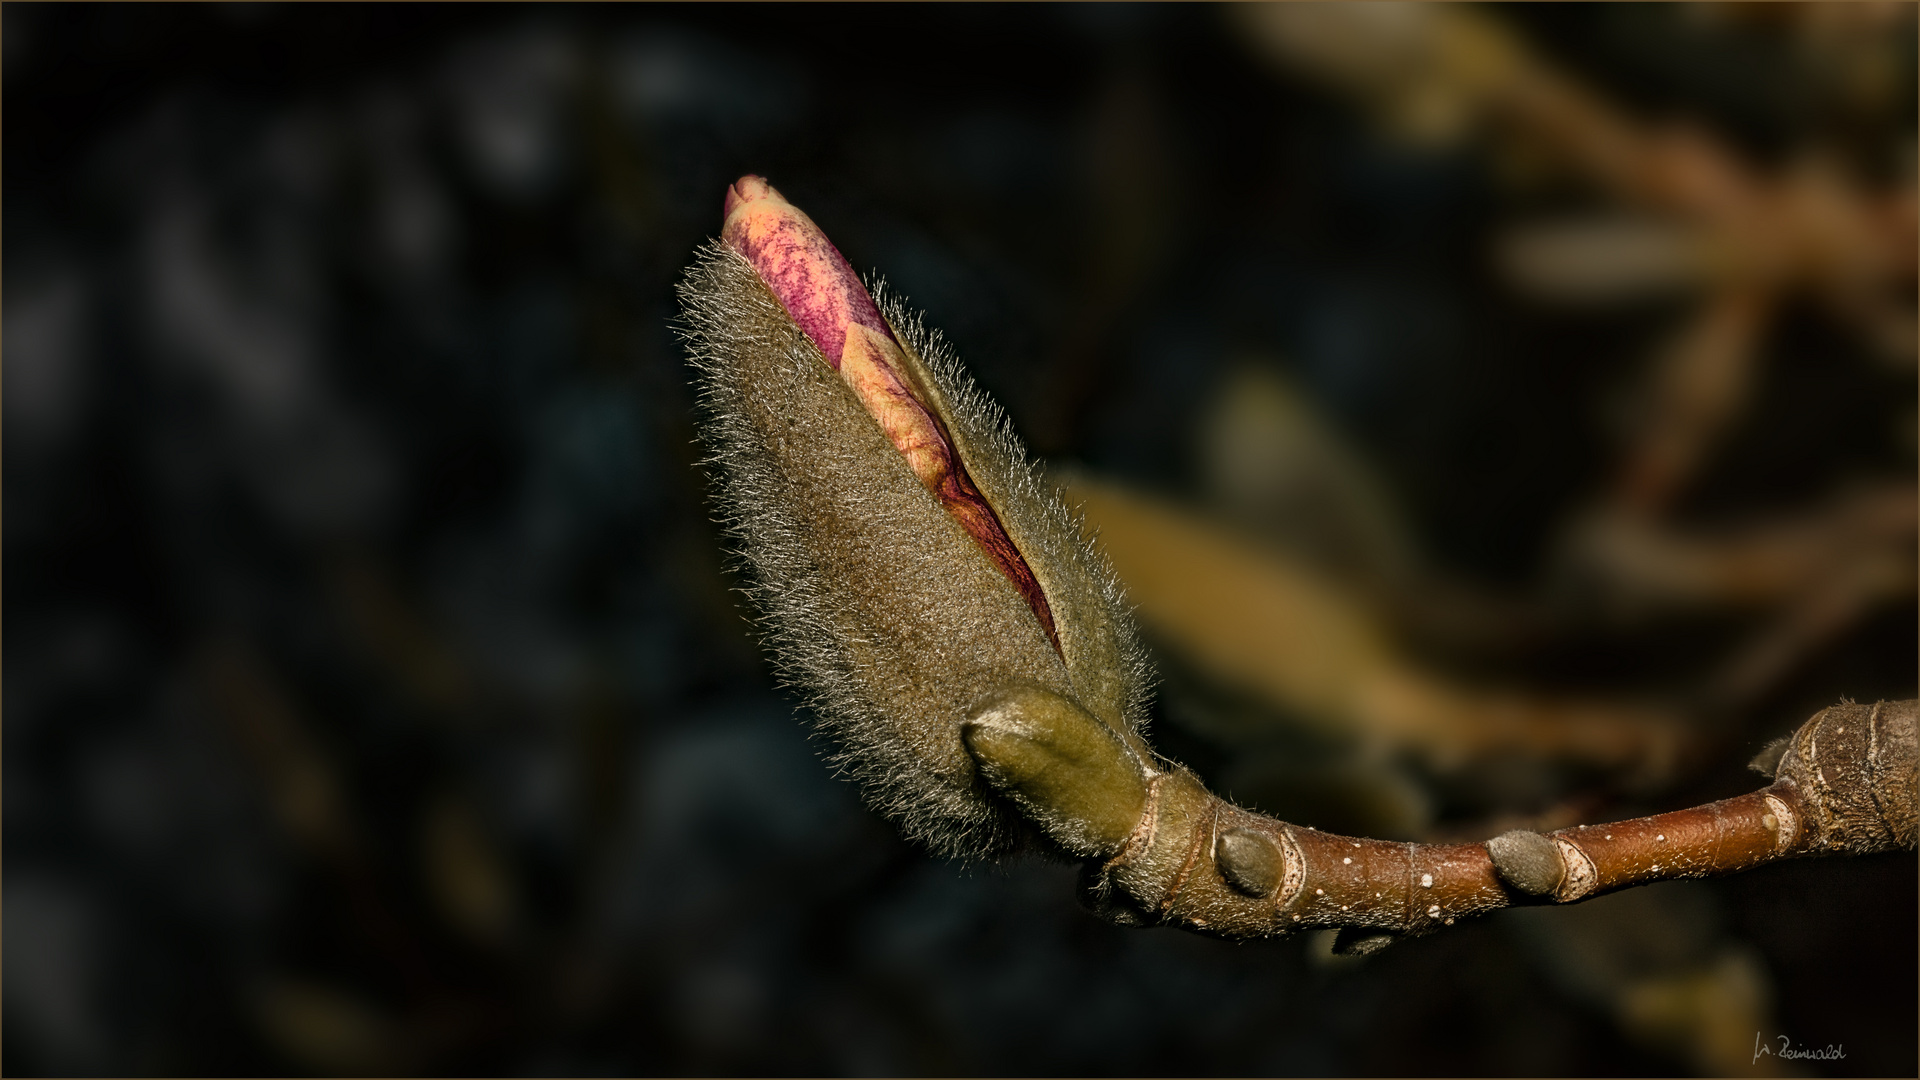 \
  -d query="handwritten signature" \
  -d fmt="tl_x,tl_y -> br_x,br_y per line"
1753,1032 -> 1846,1065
